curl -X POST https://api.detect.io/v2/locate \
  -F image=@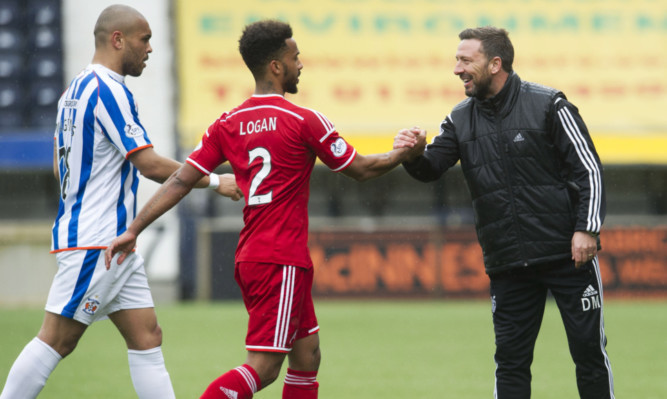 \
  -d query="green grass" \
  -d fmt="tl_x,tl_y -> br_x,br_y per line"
1,299 -> 666,398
